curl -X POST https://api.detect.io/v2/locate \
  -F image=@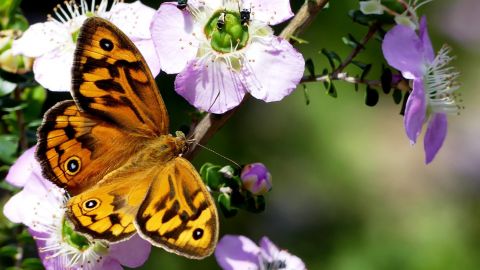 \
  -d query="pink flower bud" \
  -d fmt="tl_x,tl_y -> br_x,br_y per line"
240,163 -> 272,195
